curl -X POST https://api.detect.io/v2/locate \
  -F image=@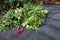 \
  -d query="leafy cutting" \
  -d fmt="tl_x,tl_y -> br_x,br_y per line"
0,3 -> 49,32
